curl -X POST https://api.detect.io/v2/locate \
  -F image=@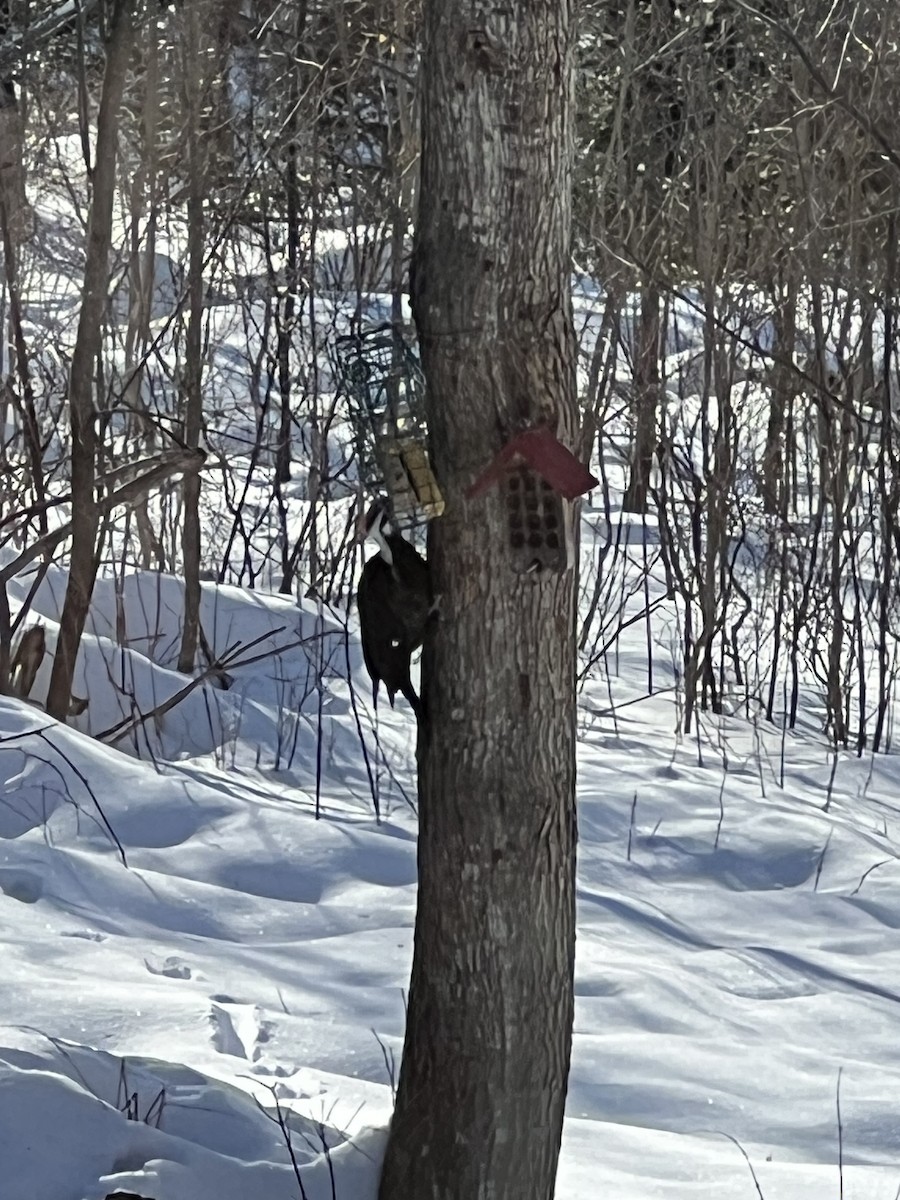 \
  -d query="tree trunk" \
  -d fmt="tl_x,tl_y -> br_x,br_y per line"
623,282 -> 660,514
0,0 -> 28,251
762,275 -> 797,519
873,213 -> 897,753
274,0 -> 307,489
124,24 -> 165,573
176,0 -> 205,675
0,0 -> 43,526
378,4 -> 578,1199
46,0 -> 134,721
